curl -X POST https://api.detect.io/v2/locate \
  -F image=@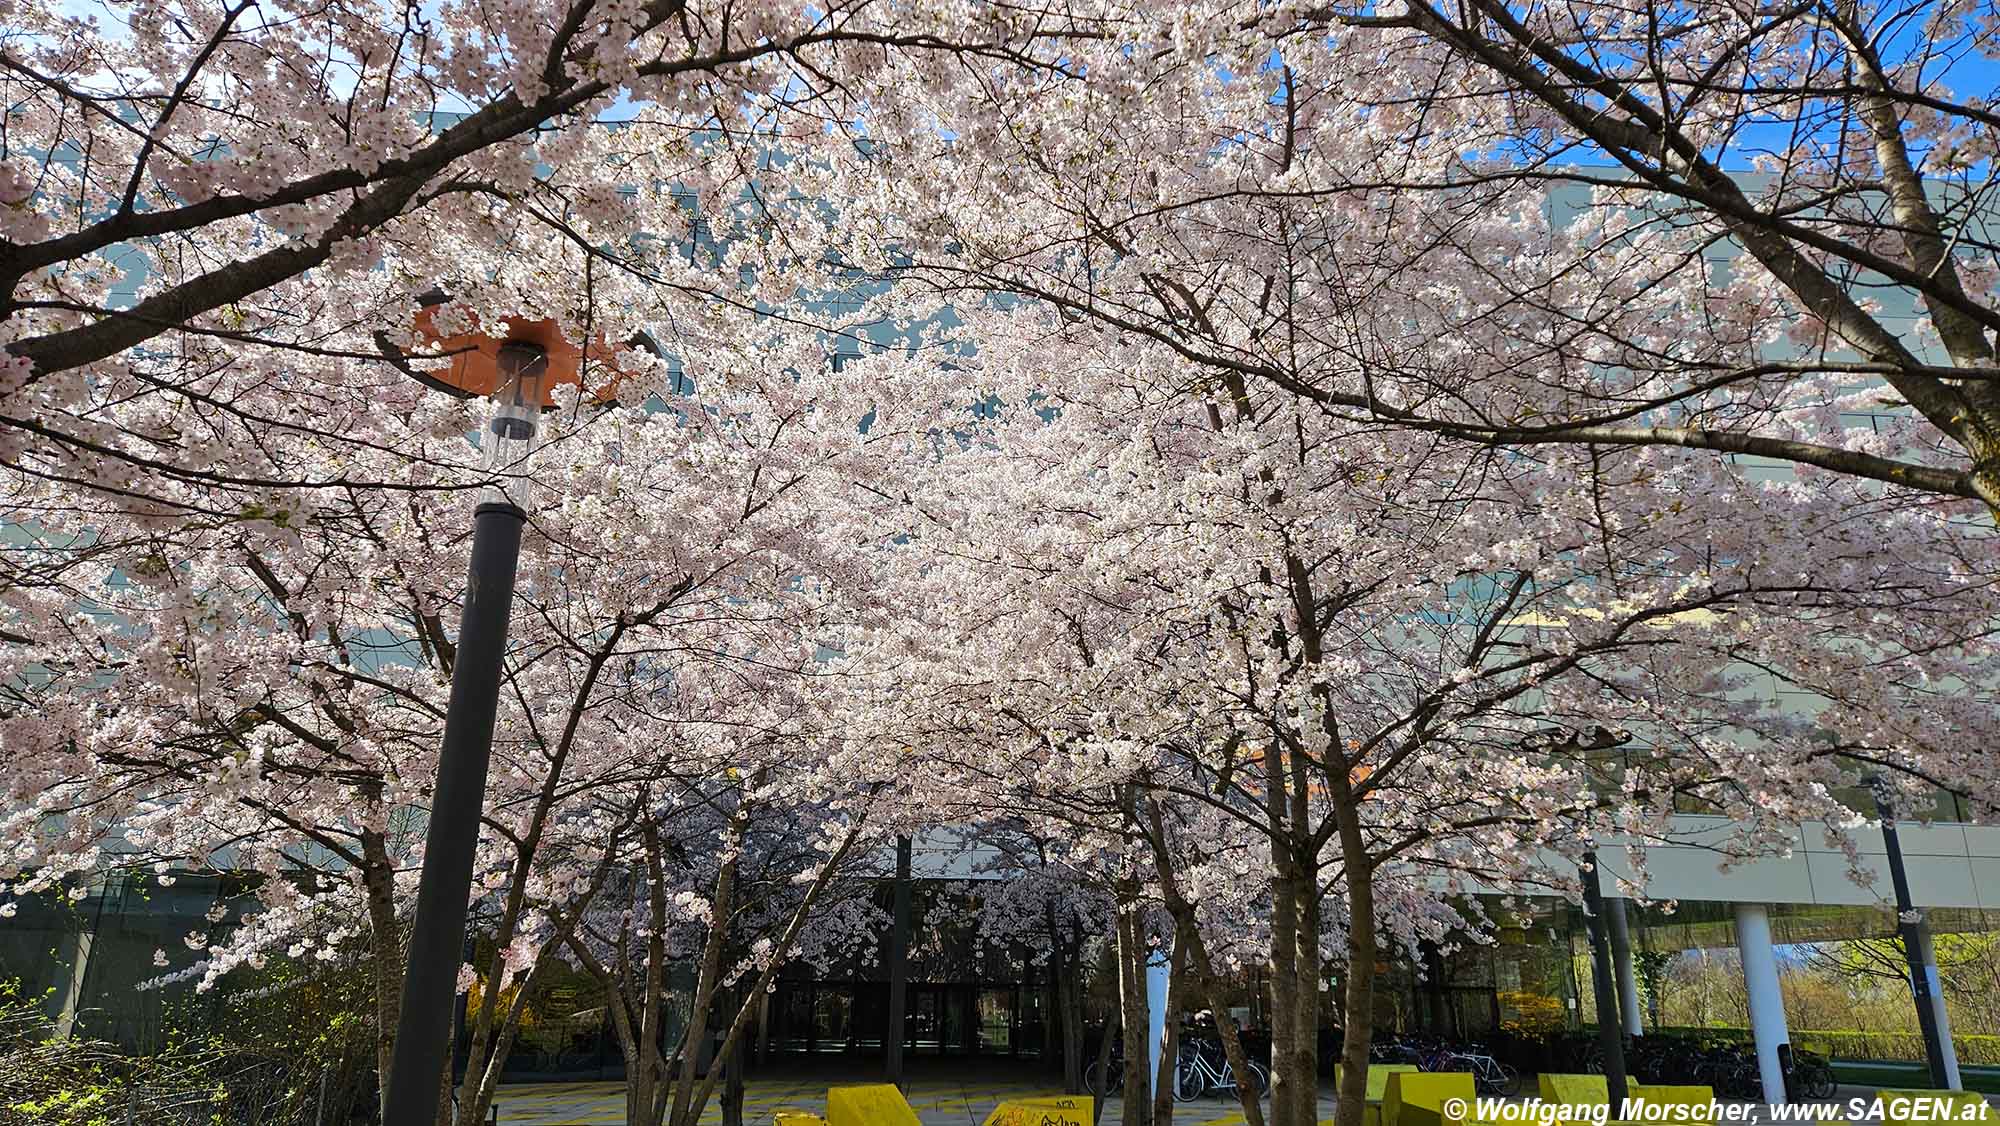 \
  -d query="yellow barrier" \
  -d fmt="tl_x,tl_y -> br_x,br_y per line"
983,1096 -> 1094,1126
1384,1071 -> 1476,1126
1878,1089 -> 1990,1126
1338,1064 -> 1421,1126
1339,1064 -> 1423,1102
1624,1085 -> 1715,1122
1537,1074 -> 1609,1108
827,1084 -> 921,1126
